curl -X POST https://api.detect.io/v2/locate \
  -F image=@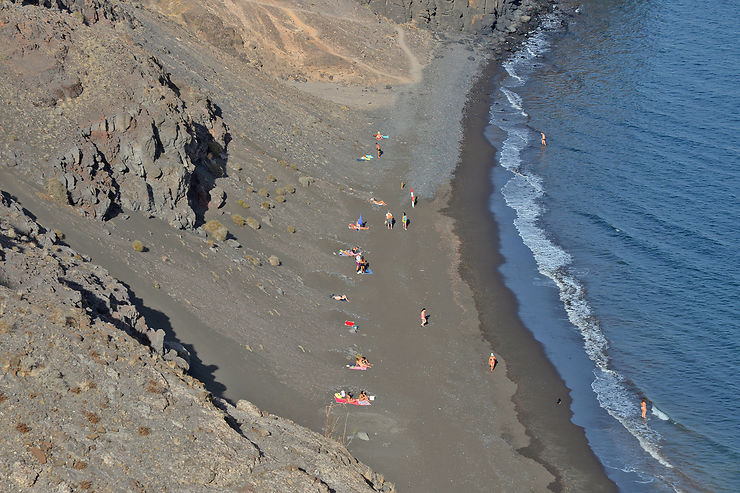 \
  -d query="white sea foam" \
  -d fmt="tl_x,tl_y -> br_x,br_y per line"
492,11 -> 676,476
501,87 -> 527,116
652,405 -> 670,421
